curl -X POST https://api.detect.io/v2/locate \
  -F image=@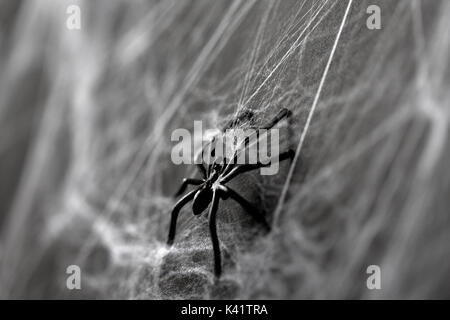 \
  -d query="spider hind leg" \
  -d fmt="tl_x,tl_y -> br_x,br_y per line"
208,190 -> 222,277
221,185 -> 271,231
223,108 -> 255,130
174,178 -> 204,197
